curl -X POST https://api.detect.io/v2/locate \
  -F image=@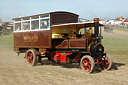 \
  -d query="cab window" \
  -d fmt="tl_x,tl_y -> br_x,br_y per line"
22,22 -> 30,30
40,19 -> 49,29
31,20 -> 39,30
15,23 -> 21,31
